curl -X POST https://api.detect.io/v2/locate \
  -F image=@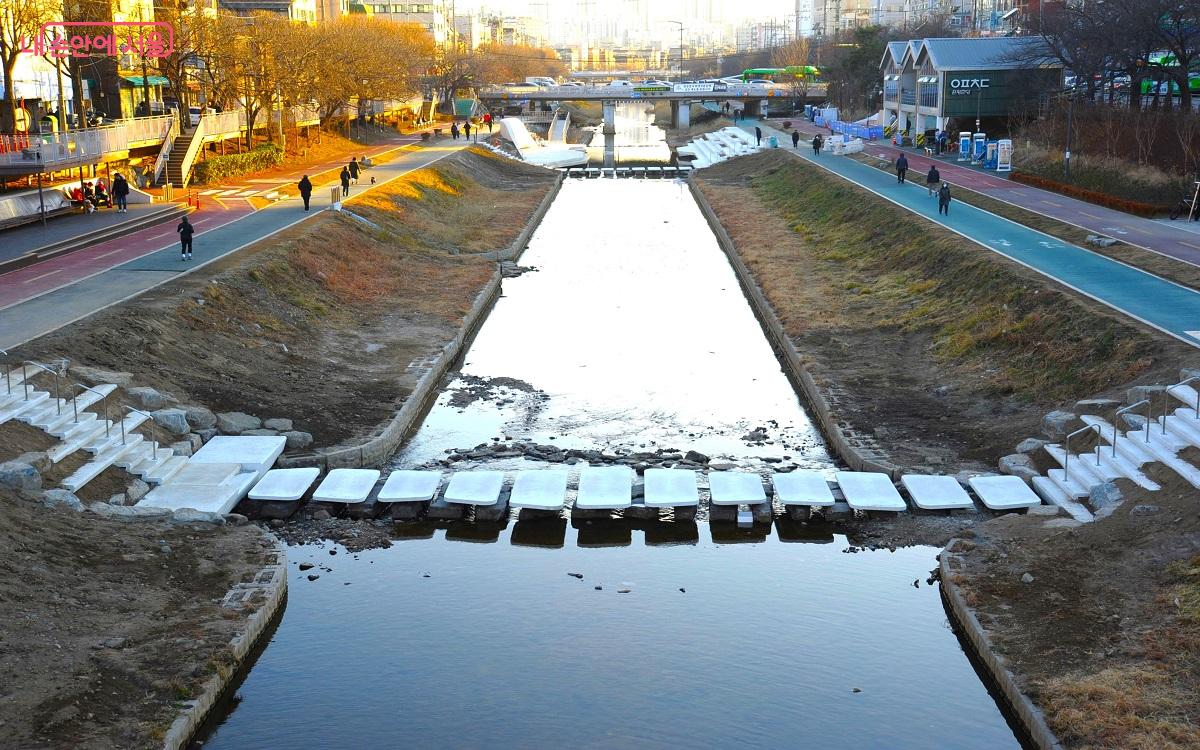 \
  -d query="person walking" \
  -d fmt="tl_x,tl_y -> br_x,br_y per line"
348,157 -> 359,185
755,126 -> 762,146
925,164 -> 941,196
177,215 -> 194,261
938,182 -> 952,215
896,153 -> 909,184
298,175 -> 313,211
340,167 -> 351,198
450,122 -> 459,140
484,112 -> 493,132
112,173 -> 129,213
791,130 -> 800,148
812,134 -> 822,155
463,121 -> 472,140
